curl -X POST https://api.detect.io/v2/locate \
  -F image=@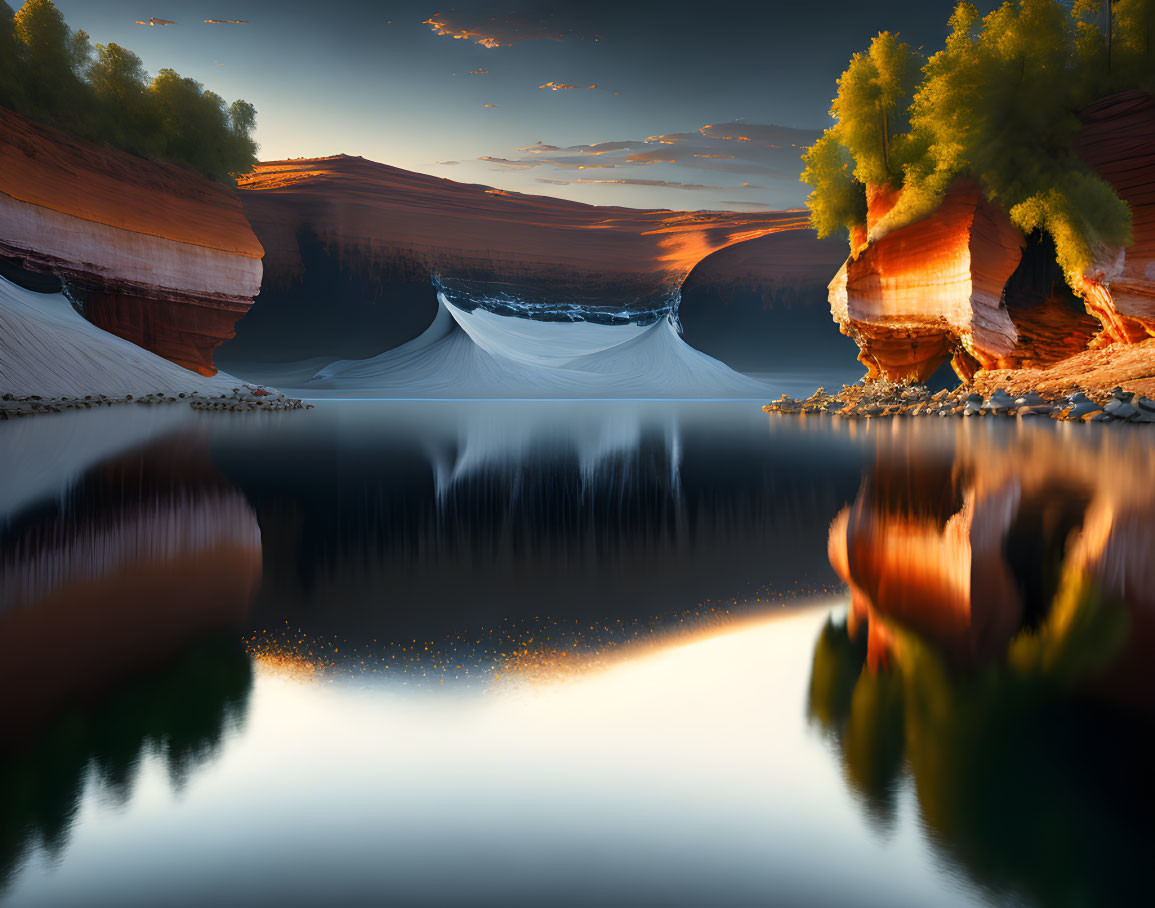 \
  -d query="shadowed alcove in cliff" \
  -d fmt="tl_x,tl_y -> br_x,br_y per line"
998,231 -> 1102,370
217,225 -> 440,367
678,230 -> 859,374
